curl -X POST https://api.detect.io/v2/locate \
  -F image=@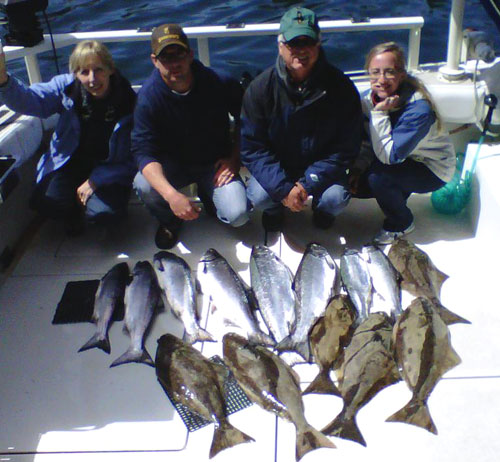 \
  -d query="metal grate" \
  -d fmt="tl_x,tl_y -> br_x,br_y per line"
159,355 -> 253,432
